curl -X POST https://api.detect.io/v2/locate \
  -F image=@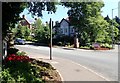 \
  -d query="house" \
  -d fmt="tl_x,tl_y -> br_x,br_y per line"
53,18 -> 75,38
19,15 -> 33,30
